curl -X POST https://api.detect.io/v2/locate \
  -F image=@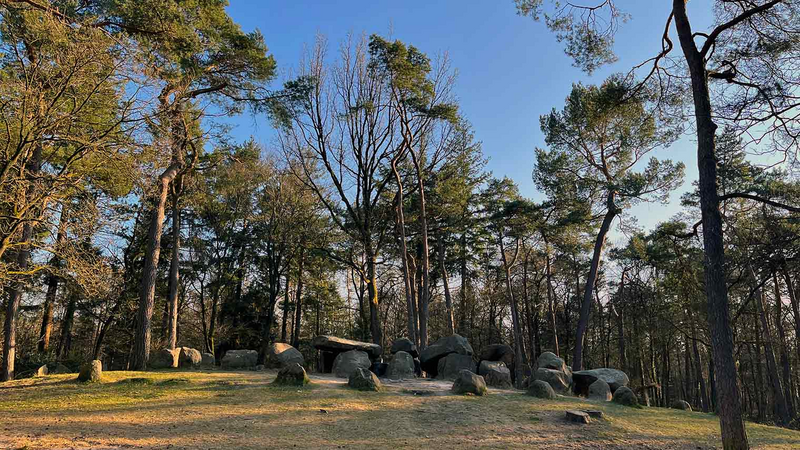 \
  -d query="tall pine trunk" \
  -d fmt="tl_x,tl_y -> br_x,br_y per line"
573,191 -> 618,371
39,203 -> 70,353
673,2 -> 749,446
166,194 -> 181,350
